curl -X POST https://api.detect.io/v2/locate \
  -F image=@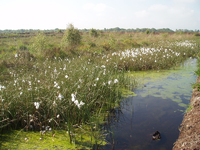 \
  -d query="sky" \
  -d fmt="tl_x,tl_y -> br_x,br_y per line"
0,0 -> 200,31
